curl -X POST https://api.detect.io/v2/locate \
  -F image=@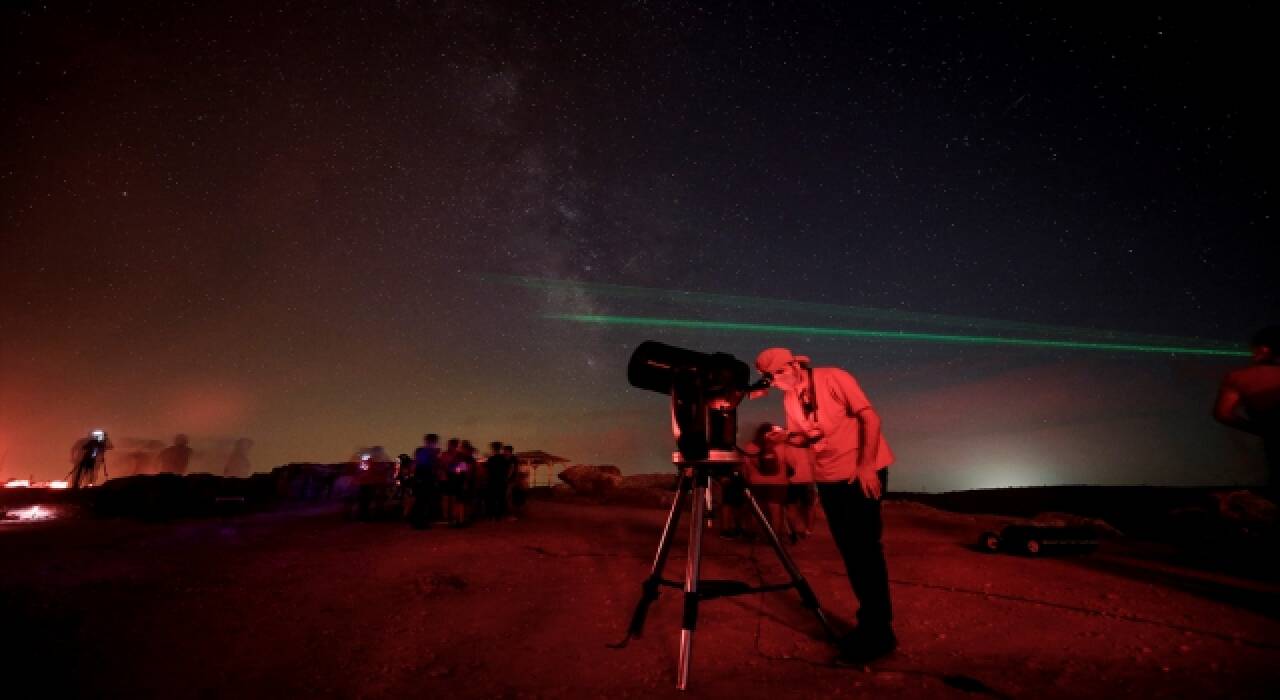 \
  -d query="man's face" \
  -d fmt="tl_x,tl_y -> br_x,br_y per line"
766,362 -> 802,391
